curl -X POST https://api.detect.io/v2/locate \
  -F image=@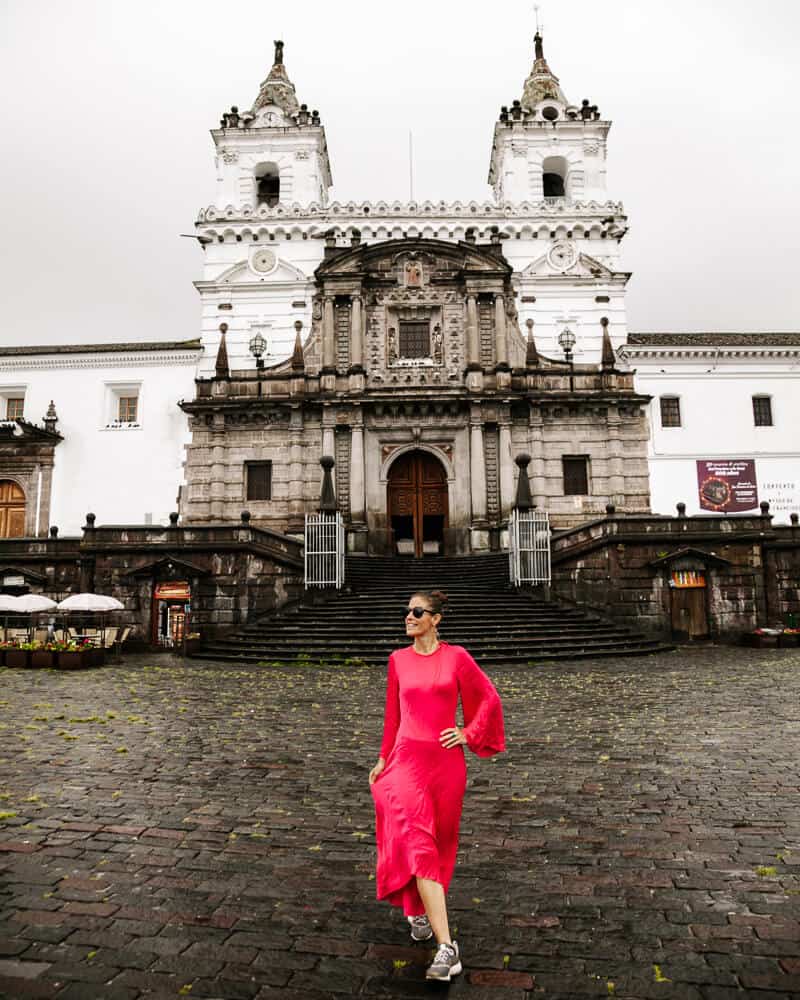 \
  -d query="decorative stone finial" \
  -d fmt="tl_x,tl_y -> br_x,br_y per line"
791,512 -> 799,526
253,39 -> 300,115
513,454 -> 534,511
319,455 -> 337,512
676,502 -> 686,518
600,317 -> 616,370
760,501 -> 771,516
169,512 -> 179,526
49,525 -> 58,538
522,30 -> 568,109
85,513 -> 96,529
605,503 -> 616,517
43,400 -> 58,433
241,510 -> 251,524
215,323 -> 230,379
525,318 -> 539,368
291,320 -> 305,372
